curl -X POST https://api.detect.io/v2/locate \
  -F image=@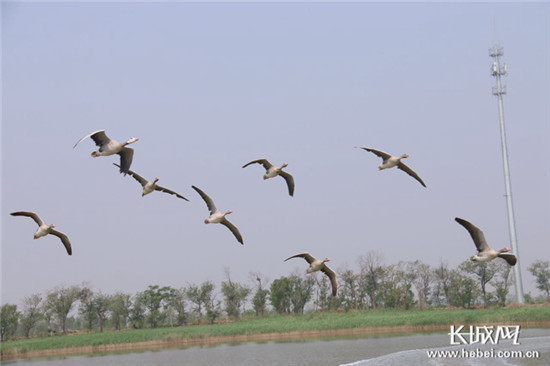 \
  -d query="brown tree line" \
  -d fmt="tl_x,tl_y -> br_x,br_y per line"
1,256 -> 549,341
